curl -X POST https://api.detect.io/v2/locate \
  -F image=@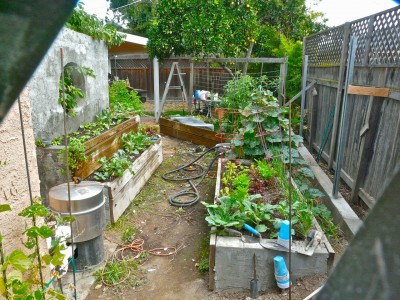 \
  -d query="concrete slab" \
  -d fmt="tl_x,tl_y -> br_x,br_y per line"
298,145 -> 362,240
214,236 -> 330,292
